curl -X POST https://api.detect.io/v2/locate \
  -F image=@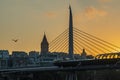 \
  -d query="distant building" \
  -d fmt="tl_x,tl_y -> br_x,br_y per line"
12,51 -> 28,57
0,50 -> 9,68
74,54 -> 81,60
11,51 -> 29,67
29,51 -> 39,65
39,53 -> 57,62
52,52 -> 68,60
0,50 -> 9,59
